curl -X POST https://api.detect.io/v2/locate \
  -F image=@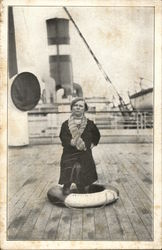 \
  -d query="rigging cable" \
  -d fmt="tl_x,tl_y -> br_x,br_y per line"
63,7 -> 123,101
